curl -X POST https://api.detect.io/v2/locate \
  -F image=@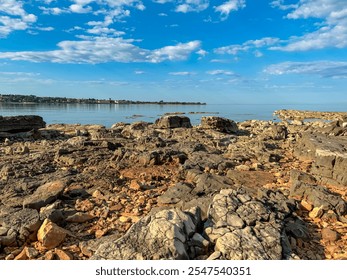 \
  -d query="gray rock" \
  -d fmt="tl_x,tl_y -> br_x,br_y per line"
294,133 -> 347,186
206,189 -> 283,260
290,169 -> 317,185
290,182 -> 347,216
91,208 -> 201,260
200,116 -> 238,133
186,170 -> 235,196
269,125 -> 288,140
23,181 -> 66,210
0,115 -> 46,133
0,207 -> 41,245
157,183 -> 192,204
155,115 -> 192,129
